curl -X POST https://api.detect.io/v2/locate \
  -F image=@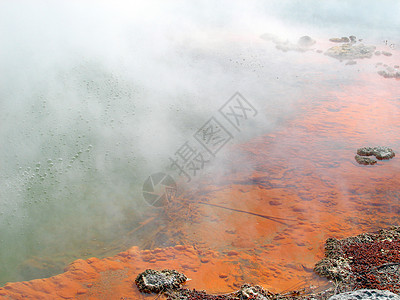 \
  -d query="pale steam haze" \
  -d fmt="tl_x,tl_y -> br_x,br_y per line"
0,0 -> 399,285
